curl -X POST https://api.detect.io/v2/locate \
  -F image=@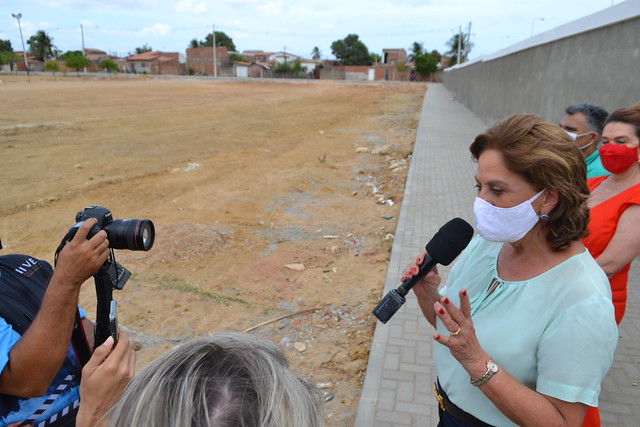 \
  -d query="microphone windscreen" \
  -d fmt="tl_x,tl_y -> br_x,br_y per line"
425,218 -> 474,266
